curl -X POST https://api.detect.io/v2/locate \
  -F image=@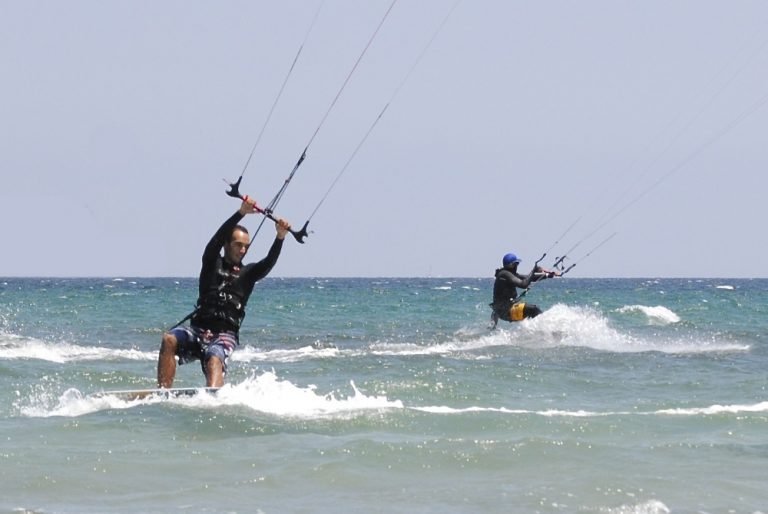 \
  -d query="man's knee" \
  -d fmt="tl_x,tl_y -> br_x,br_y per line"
160,332 -> 178,354
204,355 -> 225,387
205,356 -> 223,372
